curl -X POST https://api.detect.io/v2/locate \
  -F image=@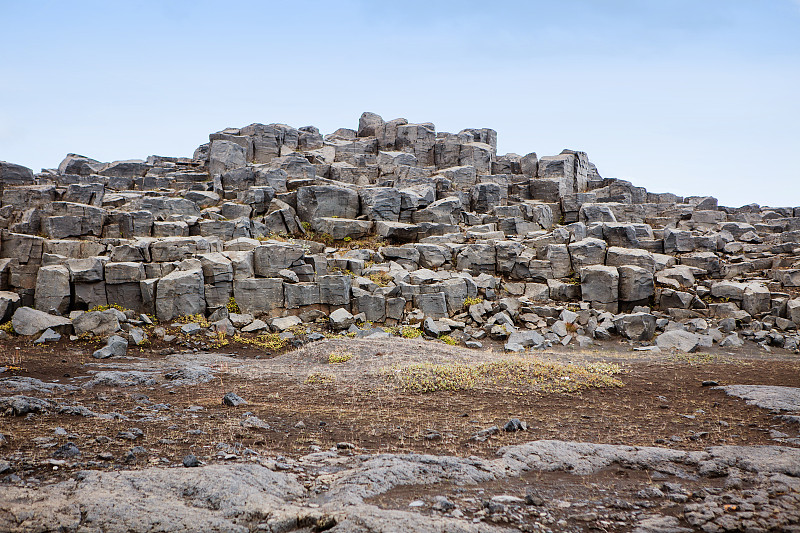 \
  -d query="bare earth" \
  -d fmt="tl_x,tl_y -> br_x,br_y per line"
1,335 -> 798,532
